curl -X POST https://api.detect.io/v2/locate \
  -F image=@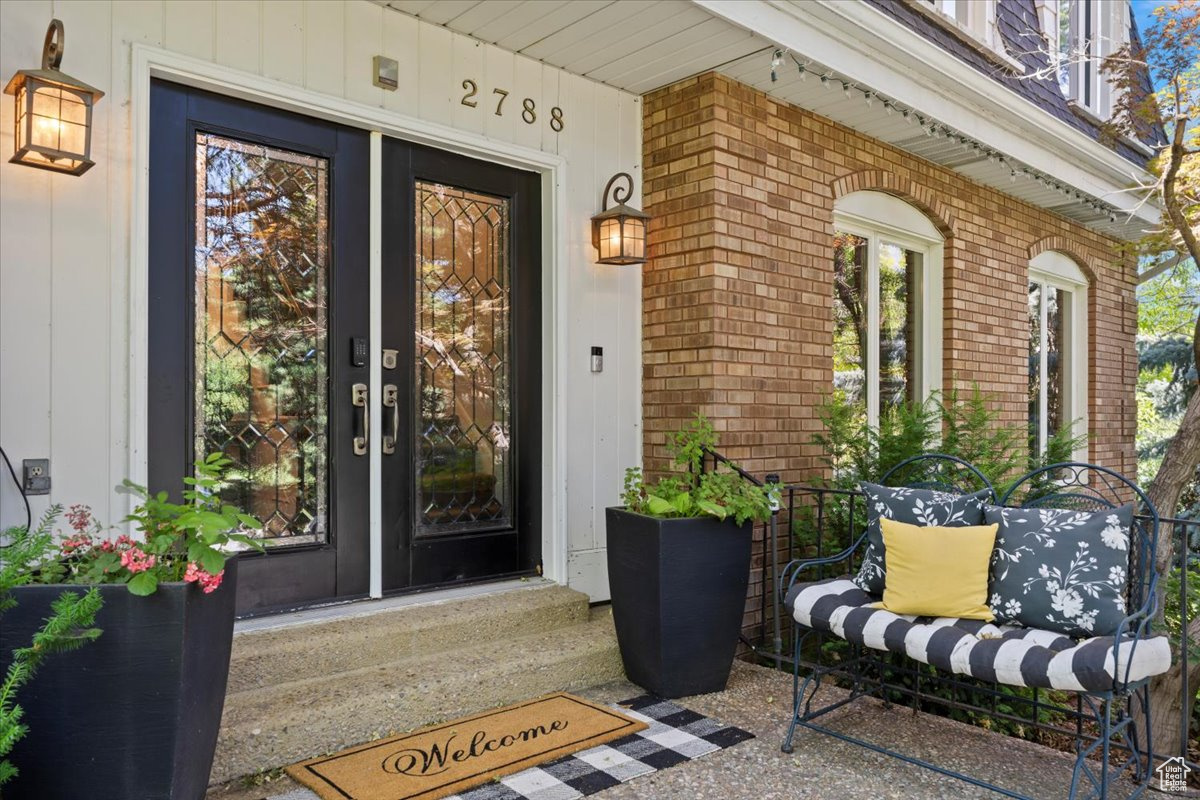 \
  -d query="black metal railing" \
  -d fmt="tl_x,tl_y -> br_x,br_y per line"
702,451 -> 1198,769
